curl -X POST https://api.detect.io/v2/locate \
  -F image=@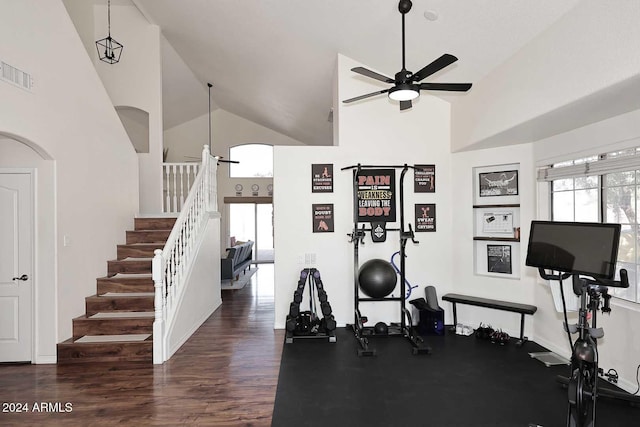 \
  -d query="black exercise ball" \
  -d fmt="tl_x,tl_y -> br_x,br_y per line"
358,258 -> 397,298
374,321 -> 389,335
